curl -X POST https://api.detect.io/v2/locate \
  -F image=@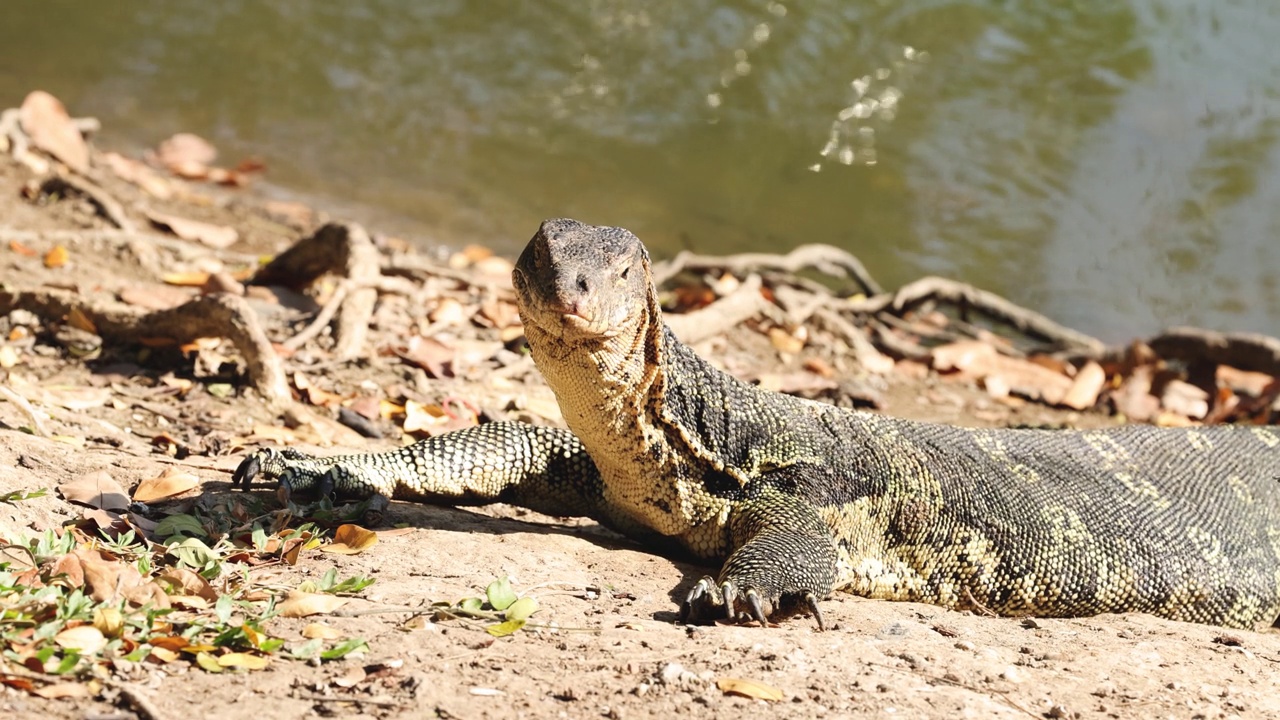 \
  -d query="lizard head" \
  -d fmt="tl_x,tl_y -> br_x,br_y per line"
513,218 -> 653,343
